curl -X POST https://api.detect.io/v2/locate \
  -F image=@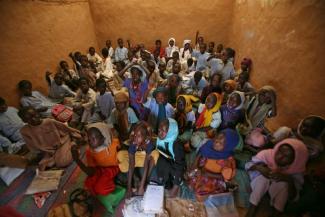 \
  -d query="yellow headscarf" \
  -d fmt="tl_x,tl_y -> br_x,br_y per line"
176,95 -> 200,113
196,92 -> 222,128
